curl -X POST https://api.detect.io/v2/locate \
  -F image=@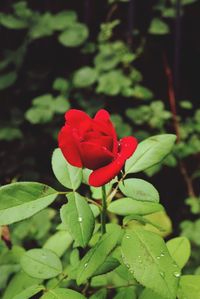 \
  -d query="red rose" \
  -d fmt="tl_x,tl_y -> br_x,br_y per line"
58,109 -> 138,187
